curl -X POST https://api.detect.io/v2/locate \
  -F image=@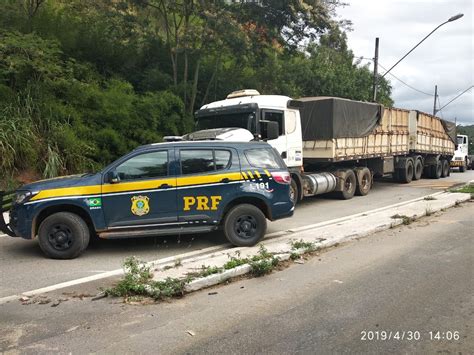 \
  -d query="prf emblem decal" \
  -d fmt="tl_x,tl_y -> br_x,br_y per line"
131,196 -> 150,216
